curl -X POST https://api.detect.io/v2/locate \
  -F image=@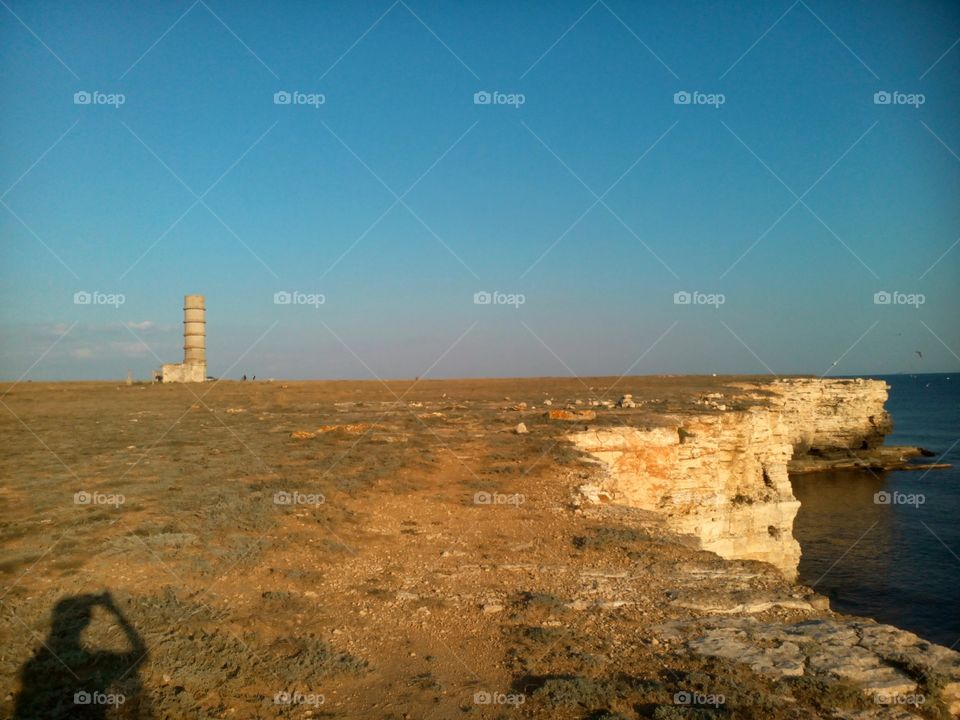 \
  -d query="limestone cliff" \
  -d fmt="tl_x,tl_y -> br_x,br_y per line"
569,378 -> 893,579
737,377 -> 893,457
